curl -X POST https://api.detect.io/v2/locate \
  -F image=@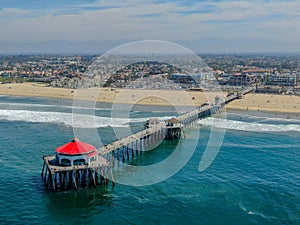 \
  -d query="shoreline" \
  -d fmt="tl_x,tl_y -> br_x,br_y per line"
225,93 -> 300,116
226,106 -> 300,116
0,82 -> 223,107
226,108 -> 300,120
1,82 -> 300,115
